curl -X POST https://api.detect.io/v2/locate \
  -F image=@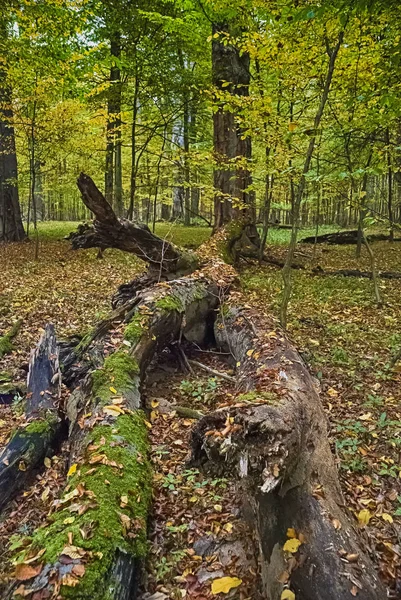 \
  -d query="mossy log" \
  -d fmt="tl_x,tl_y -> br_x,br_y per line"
6,274 -> 229,600
0,319 -> 22,358
0,325 -> 61,510
191,306 -> 386,600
